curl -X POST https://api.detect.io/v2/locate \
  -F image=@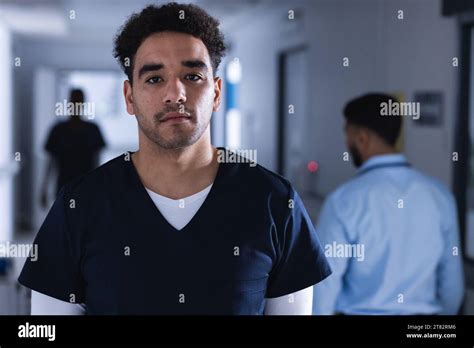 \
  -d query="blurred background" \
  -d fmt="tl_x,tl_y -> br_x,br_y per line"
0,0 -> 473,314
